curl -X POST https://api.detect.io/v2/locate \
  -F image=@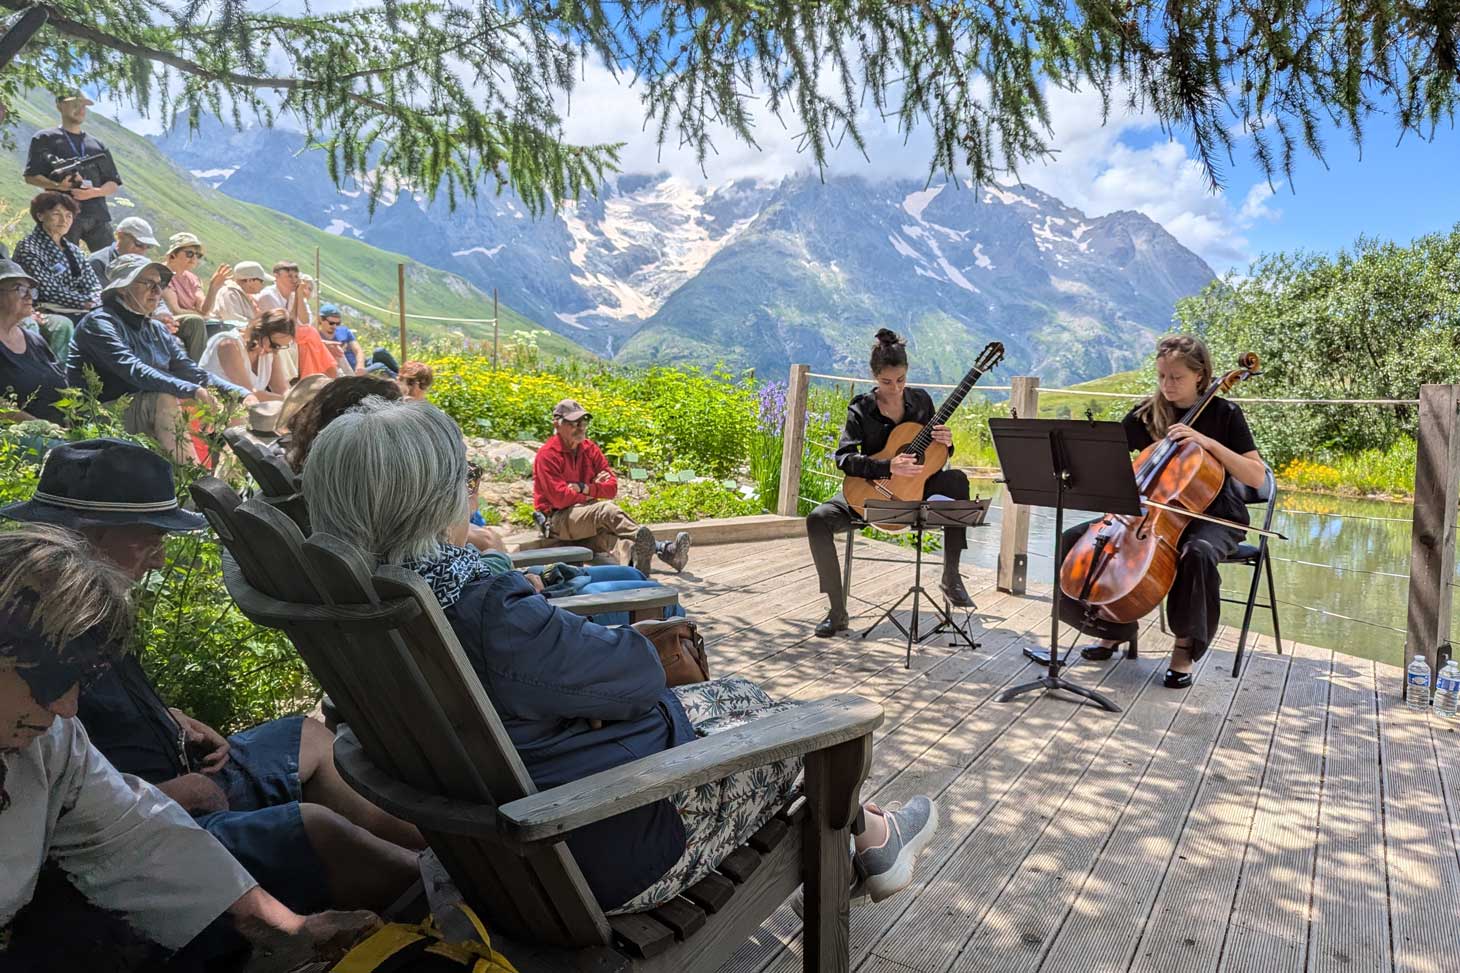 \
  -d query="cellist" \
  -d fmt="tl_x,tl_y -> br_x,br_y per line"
1060,335 -> 1266,688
